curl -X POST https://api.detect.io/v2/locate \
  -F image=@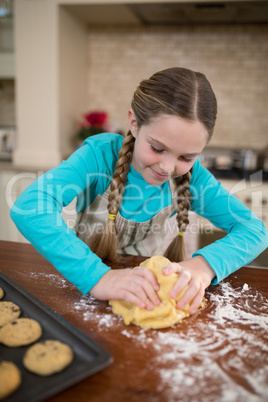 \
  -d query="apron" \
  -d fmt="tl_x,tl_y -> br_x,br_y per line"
75,181 -> 179,257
